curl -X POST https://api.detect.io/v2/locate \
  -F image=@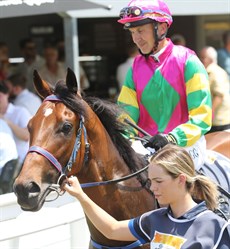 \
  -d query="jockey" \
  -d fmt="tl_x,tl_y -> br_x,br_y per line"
117,0 -> 212,169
